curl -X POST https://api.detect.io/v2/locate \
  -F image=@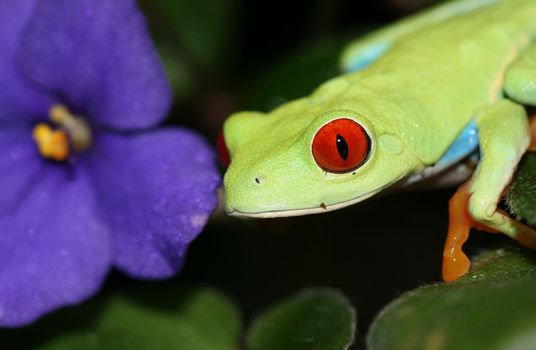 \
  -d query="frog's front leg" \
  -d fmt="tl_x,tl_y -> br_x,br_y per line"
442,100 -> 536,282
